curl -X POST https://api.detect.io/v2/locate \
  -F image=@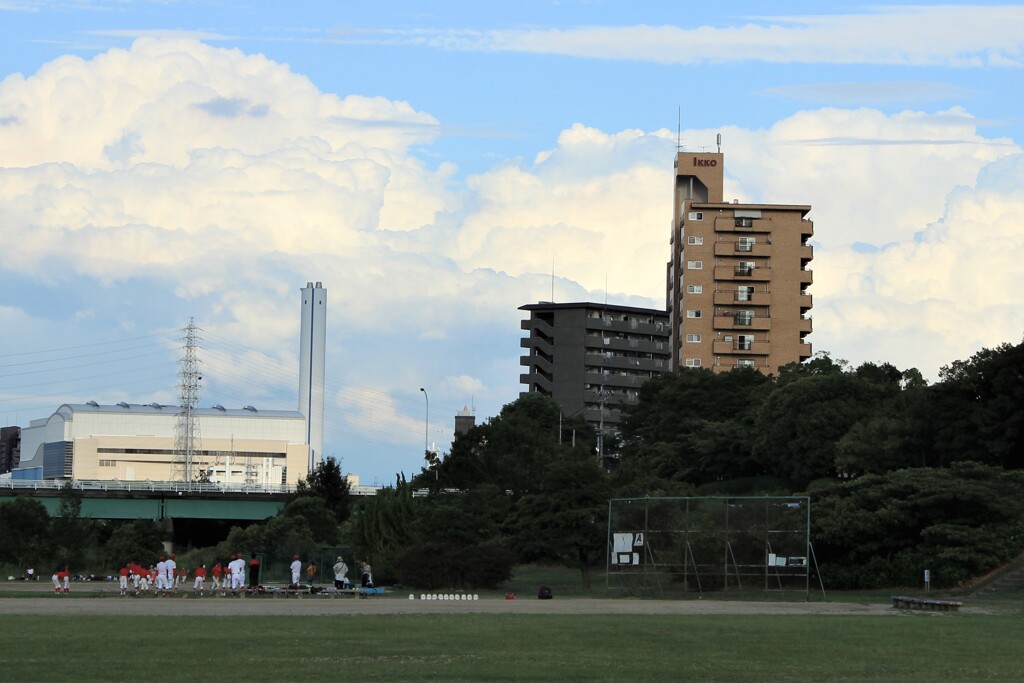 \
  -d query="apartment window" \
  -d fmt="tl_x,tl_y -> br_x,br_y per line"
736,261 -> 755,276
685,358 -> 702,367
687,260 -> 703,270
737,335 -> 753,351
686,333 -> 701,343
735,217 -> 754,228
735,310 -> 754,326
736,286 -> 754,301
686,309 -> 702,319
736,359 -> 755,368
686,285 -> 703,294
687,236 -> 703,245
99,459 -> 116,467
688,211 -> 703,221
737,237 -> 756,252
